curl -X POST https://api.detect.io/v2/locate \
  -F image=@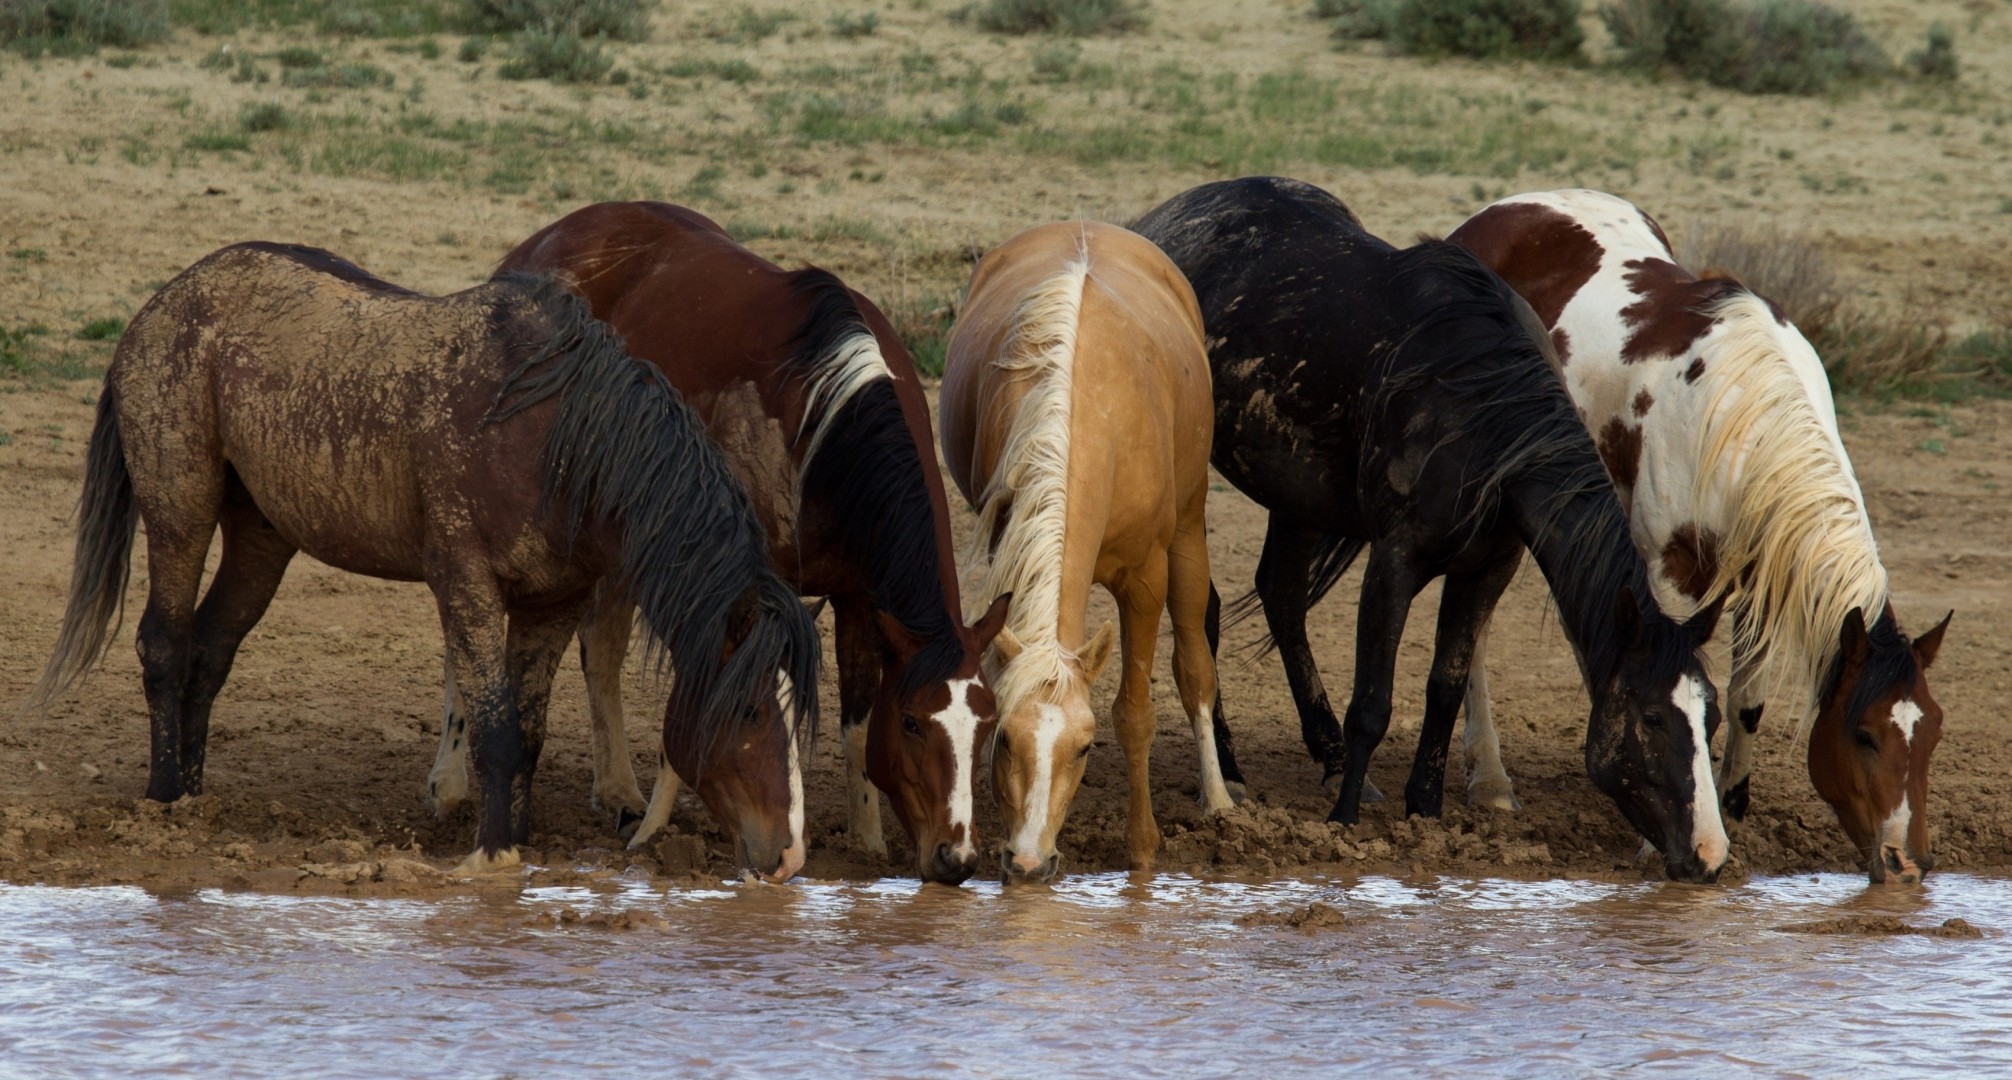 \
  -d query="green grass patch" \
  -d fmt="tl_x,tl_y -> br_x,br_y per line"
2,0 -> 169,56
497,26 -> 614,81
468,0 -> 651,40
963,0 -> 1144,35
169,0 -> 457,37
75,317 -> 124,341
184,127 -> 252,151
281,61 -> 394,88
